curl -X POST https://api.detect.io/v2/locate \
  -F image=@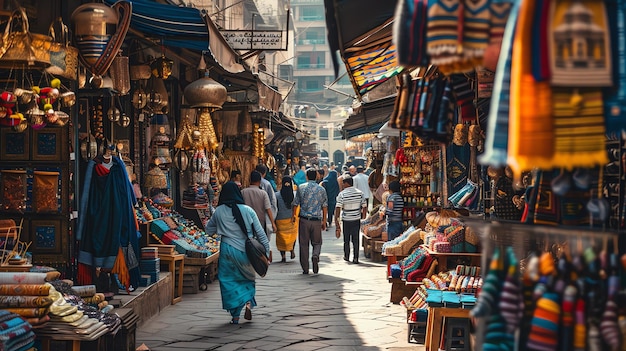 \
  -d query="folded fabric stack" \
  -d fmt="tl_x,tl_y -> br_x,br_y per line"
0,272 -> 60,330
382,226 -> 416,253
404,268 -> 482,311
0,310 -> 35,351
35,286 -> 112,341
140,257 -> 160,284
400,247 -> 440,282
71,285 -> 110,313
